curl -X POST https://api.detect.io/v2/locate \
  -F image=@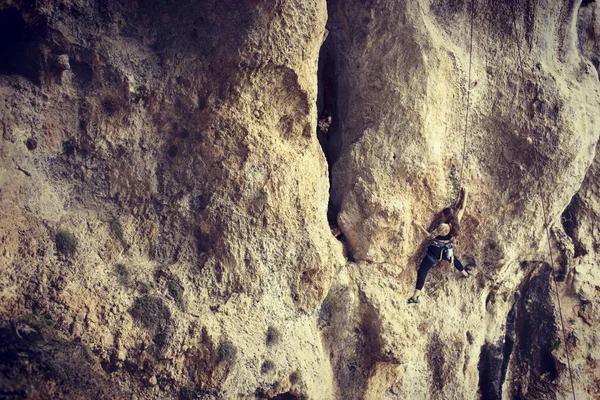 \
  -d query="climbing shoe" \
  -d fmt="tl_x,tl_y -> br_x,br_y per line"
464,265 -> 473,277
407,297 -> 419,304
